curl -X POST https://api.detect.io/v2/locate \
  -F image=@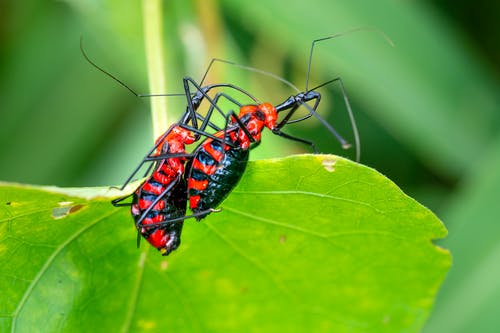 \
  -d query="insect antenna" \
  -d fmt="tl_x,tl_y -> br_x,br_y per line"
307,78 -> 360,162
302,28 -> 394,162
80,37 -> 186,98
305,27 -> 394,92
199,58 -> 300,92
